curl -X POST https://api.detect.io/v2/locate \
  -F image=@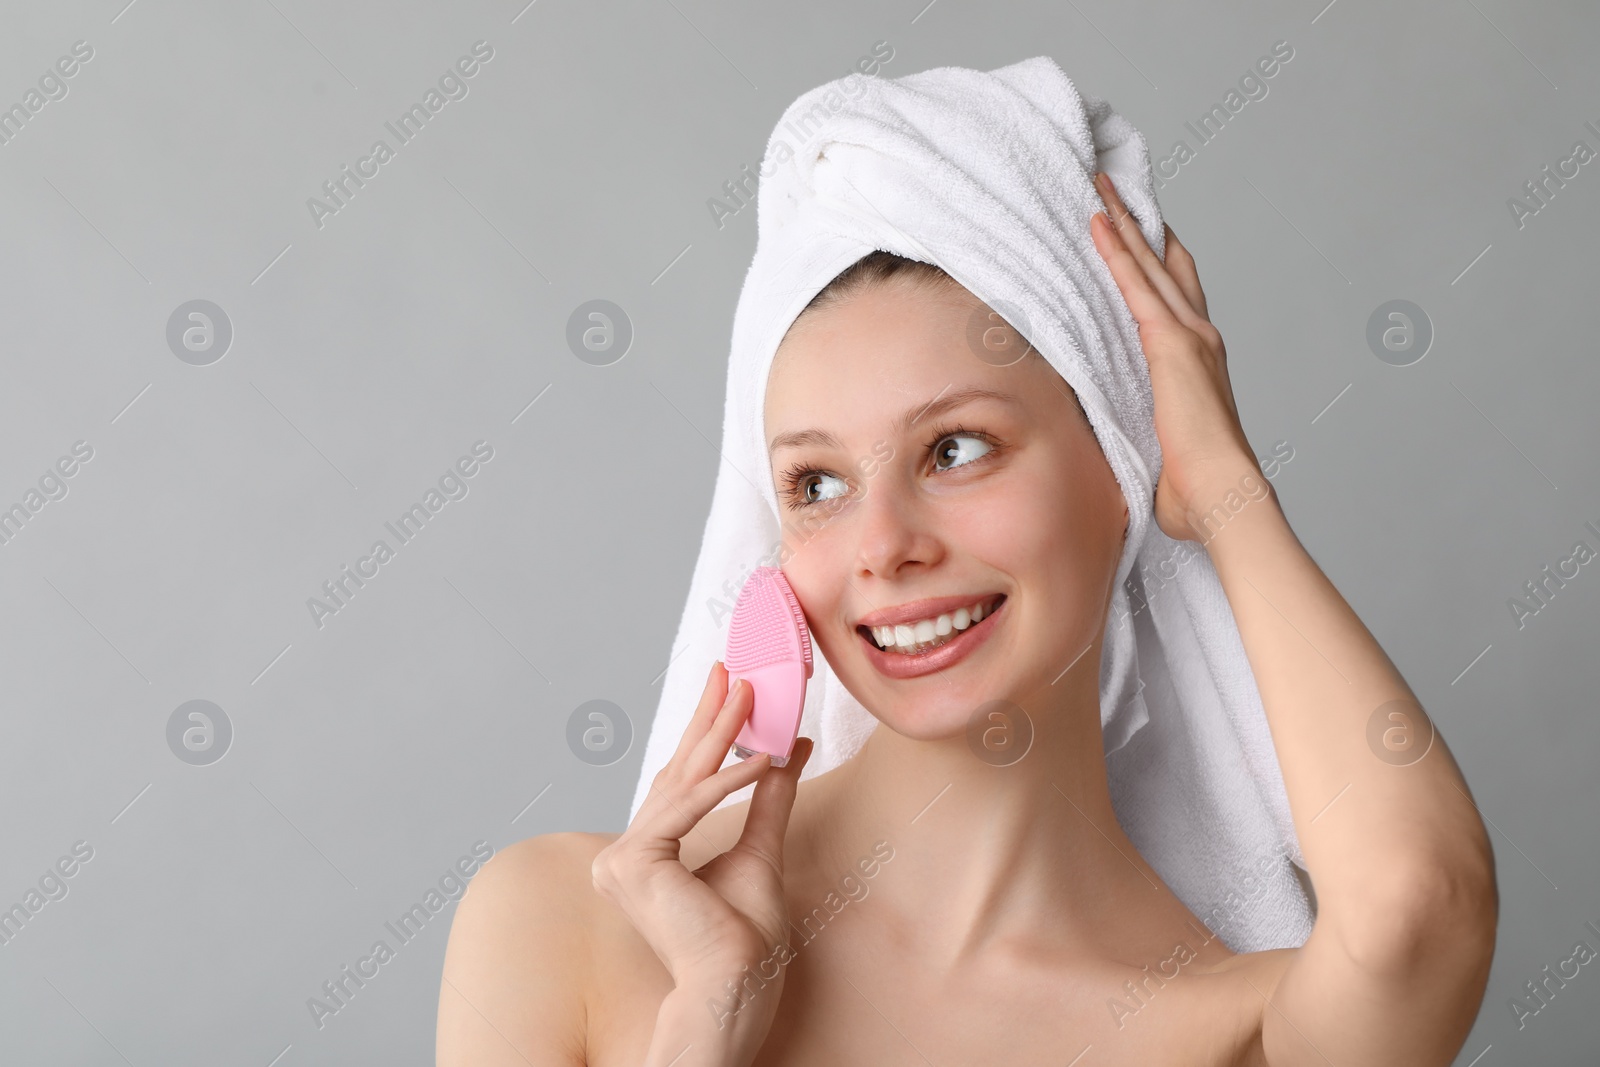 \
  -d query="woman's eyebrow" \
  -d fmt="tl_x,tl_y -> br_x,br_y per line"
767,386 -> 1021,456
